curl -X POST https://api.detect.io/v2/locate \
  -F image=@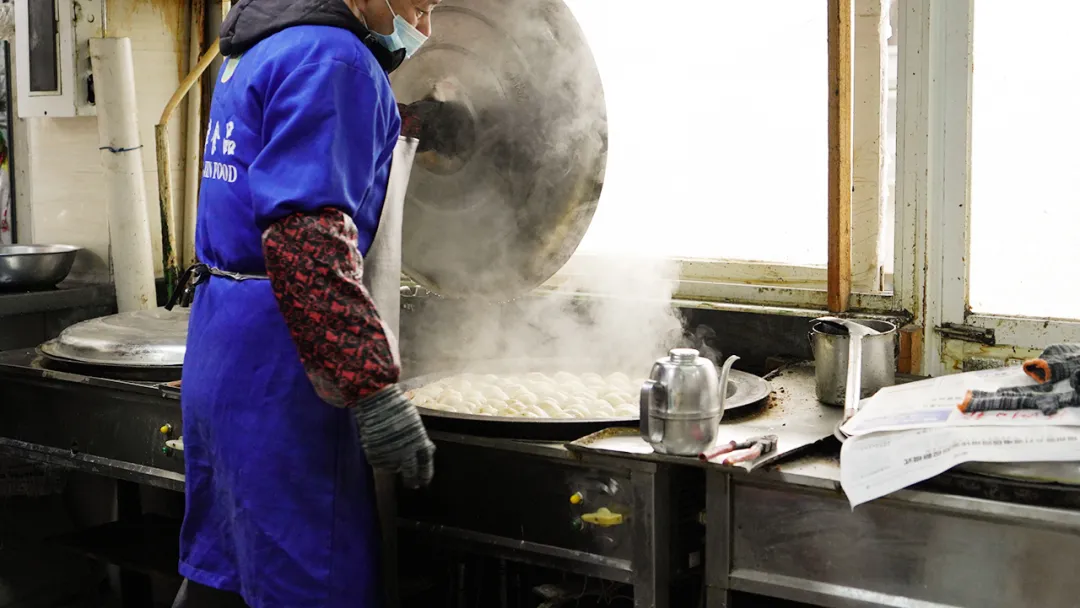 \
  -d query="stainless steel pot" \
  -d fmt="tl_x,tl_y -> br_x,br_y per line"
810,319 -> 897,407
0,244 -> 80,290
